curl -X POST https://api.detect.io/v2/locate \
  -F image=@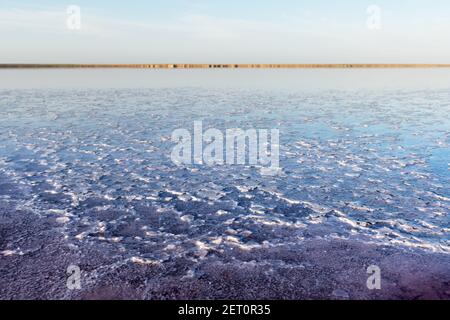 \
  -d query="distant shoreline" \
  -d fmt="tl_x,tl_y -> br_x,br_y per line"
2,63 -> 450,69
